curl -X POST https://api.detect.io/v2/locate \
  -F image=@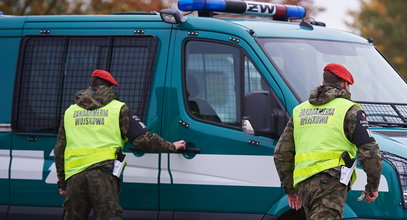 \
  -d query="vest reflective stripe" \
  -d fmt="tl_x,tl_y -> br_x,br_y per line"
292,98 -> 360,187
65,150 -> 116,171
64,148 -> 116,158
64,99 -> 125,180
294,158 -> 342,178
295,151 -> 344,163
